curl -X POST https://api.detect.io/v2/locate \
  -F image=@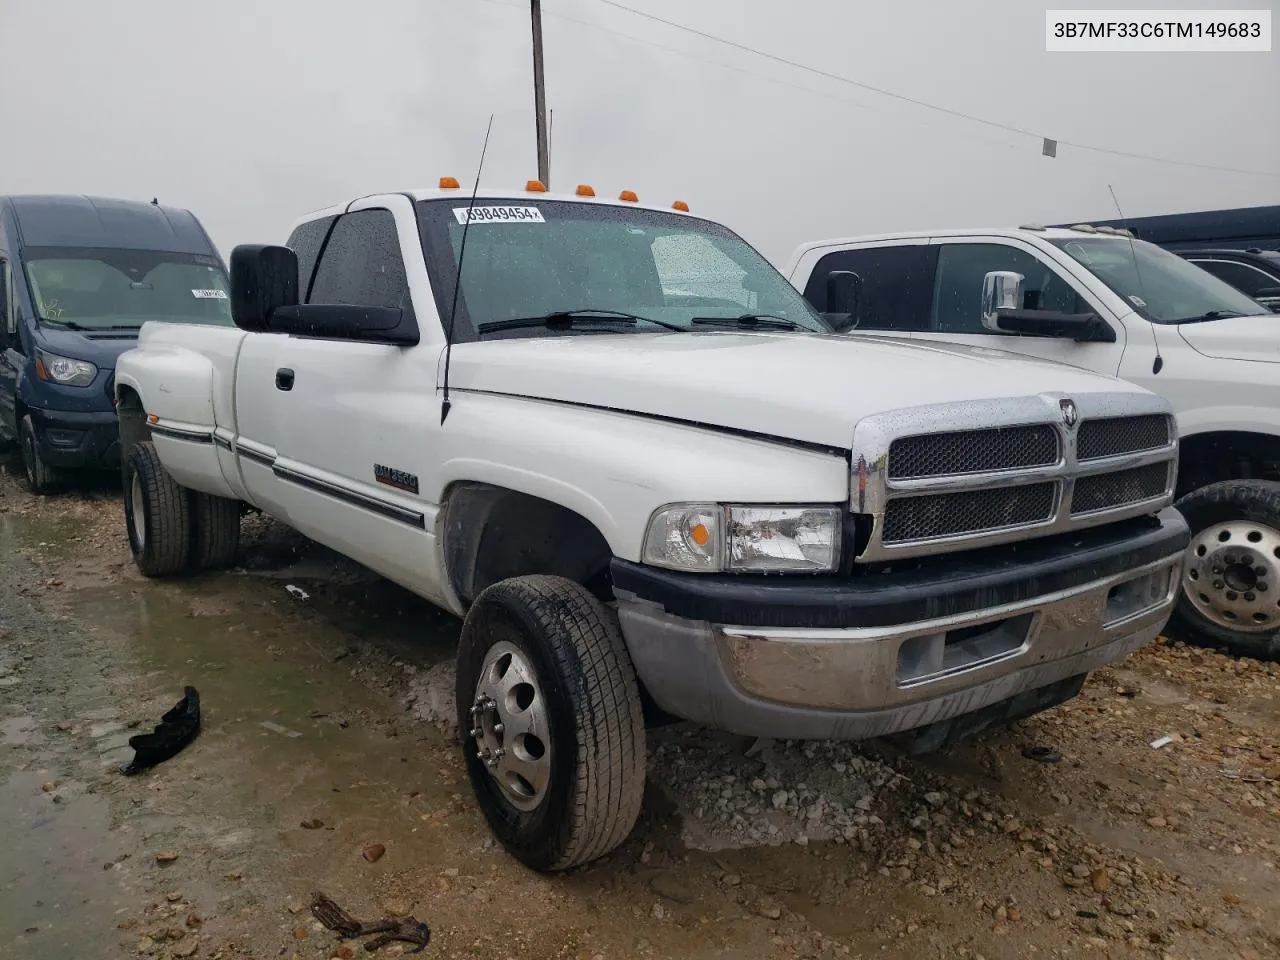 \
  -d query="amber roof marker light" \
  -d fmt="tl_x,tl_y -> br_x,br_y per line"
619,190 -> 638,202
439,176 -> 460,189
575,184 -> 596,197
672,200 -> 690,211
526,179 -> 548,192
